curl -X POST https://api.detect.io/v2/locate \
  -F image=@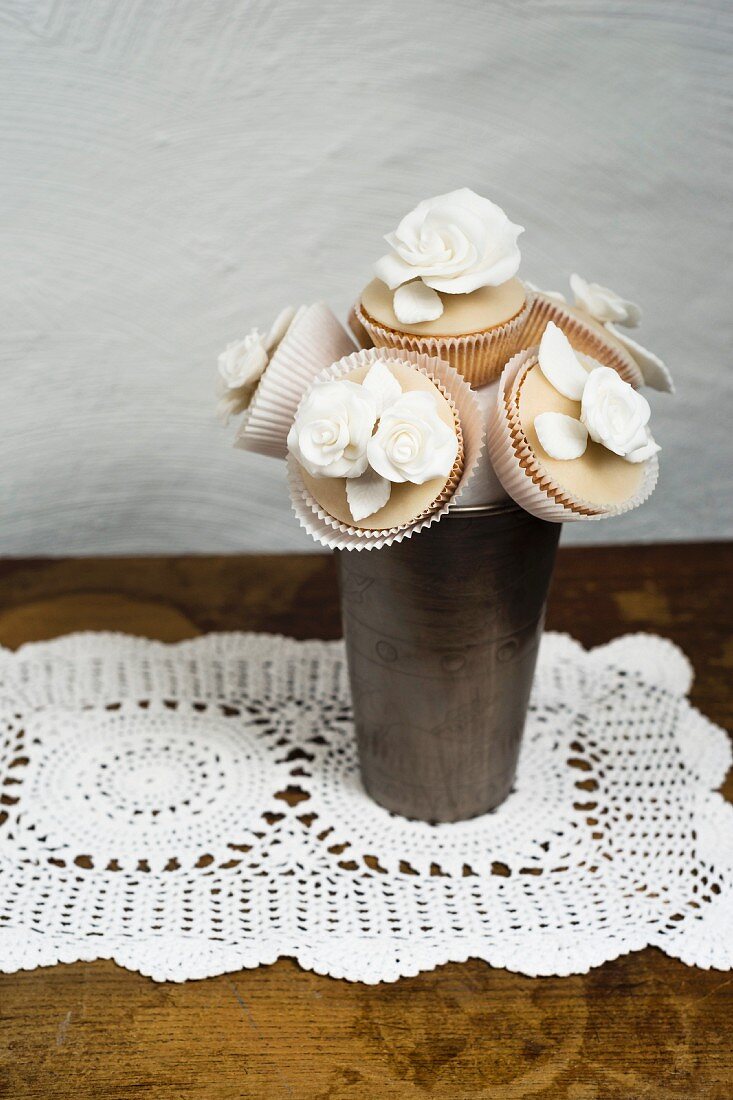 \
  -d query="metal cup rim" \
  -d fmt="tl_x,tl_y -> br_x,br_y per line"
448,500 -> 522,518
